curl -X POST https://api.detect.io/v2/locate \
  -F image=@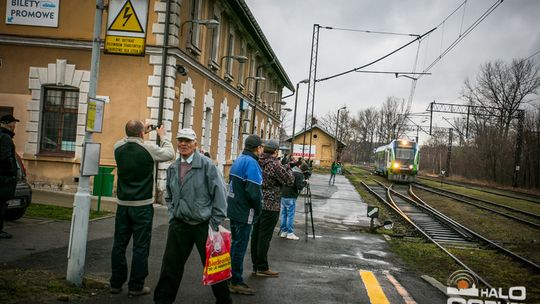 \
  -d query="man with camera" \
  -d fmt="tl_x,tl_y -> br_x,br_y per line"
110,120 -> 175,297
